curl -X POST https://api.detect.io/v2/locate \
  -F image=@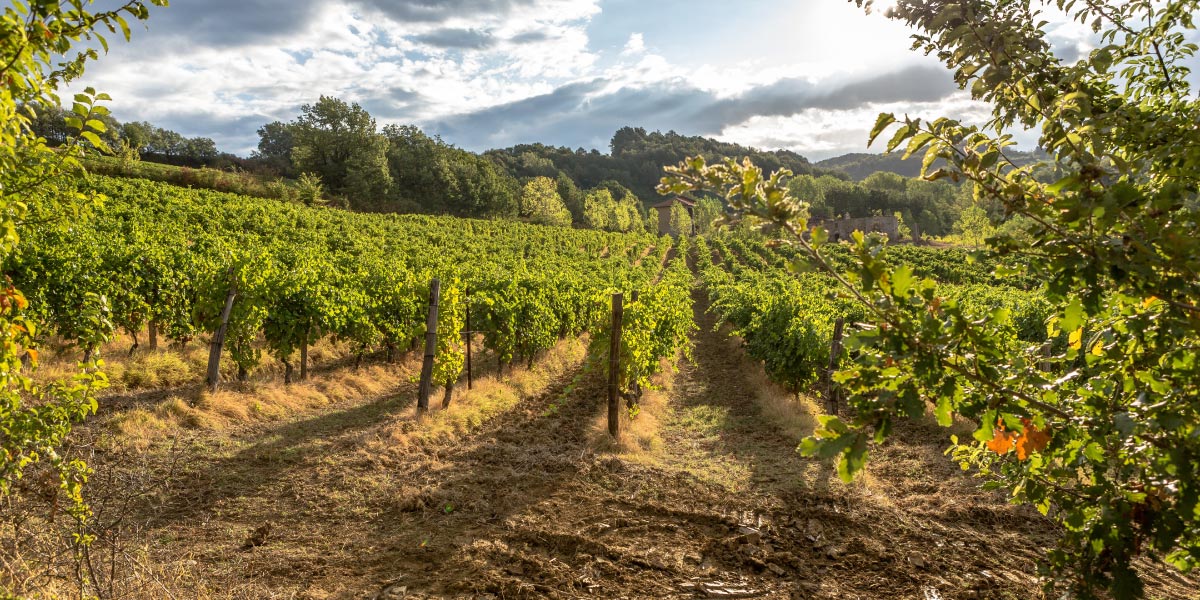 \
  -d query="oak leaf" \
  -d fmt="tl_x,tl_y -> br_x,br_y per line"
987,424 -> 1015,455
1015,418 -> 1051,460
